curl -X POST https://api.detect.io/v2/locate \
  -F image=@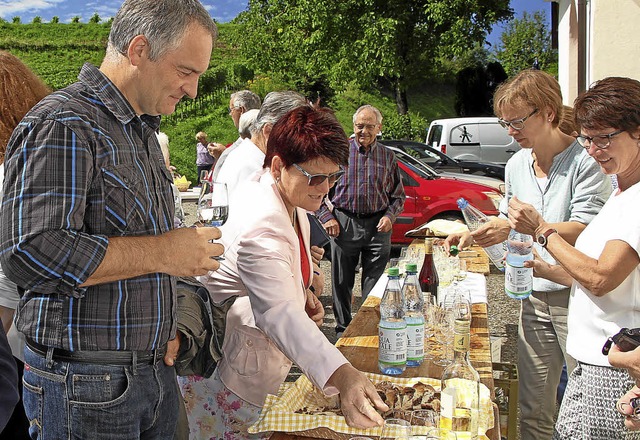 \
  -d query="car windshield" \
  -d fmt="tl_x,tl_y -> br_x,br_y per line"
387,147 -> 438,179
